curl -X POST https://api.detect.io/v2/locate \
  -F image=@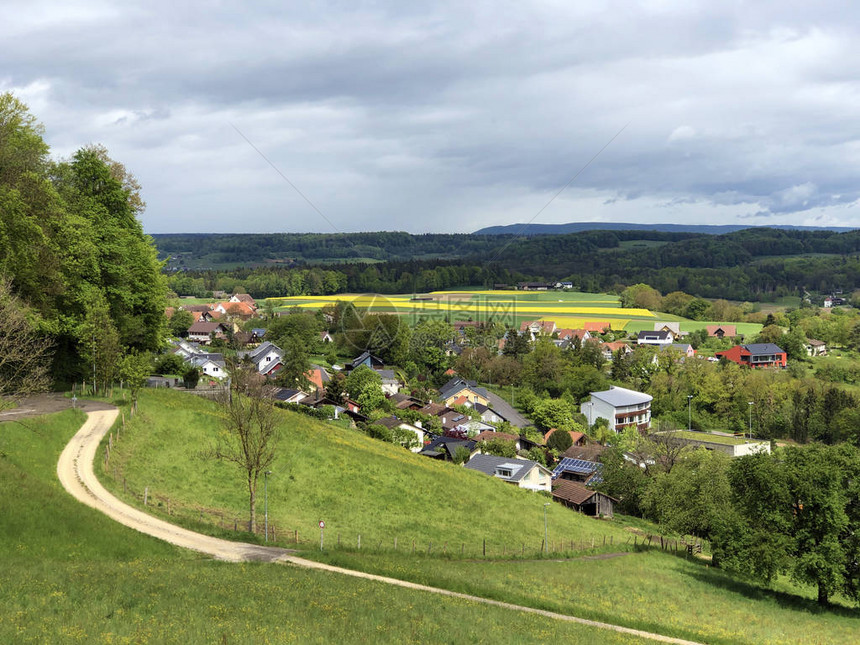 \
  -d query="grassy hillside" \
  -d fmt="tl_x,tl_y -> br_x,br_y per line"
0,410 -> 643,643
304,550 -> 860,645
103,389 -> 628,553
